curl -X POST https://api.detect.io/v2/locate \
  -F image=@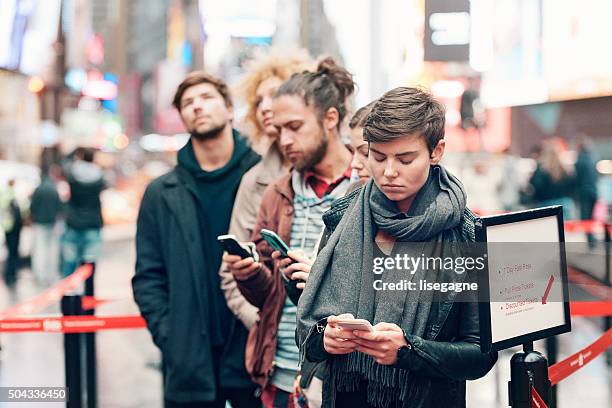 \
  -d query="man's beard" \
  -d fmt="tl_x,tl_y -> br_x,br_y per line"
190,123 -> 226,141
295,133 -> 328,172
